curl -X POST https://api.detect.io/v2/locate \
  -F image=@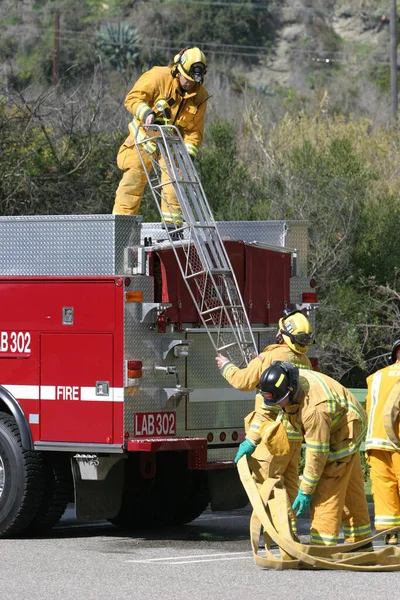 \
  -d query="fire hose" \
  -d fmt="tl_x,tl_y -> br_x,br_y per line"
237,457 -> 400,571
